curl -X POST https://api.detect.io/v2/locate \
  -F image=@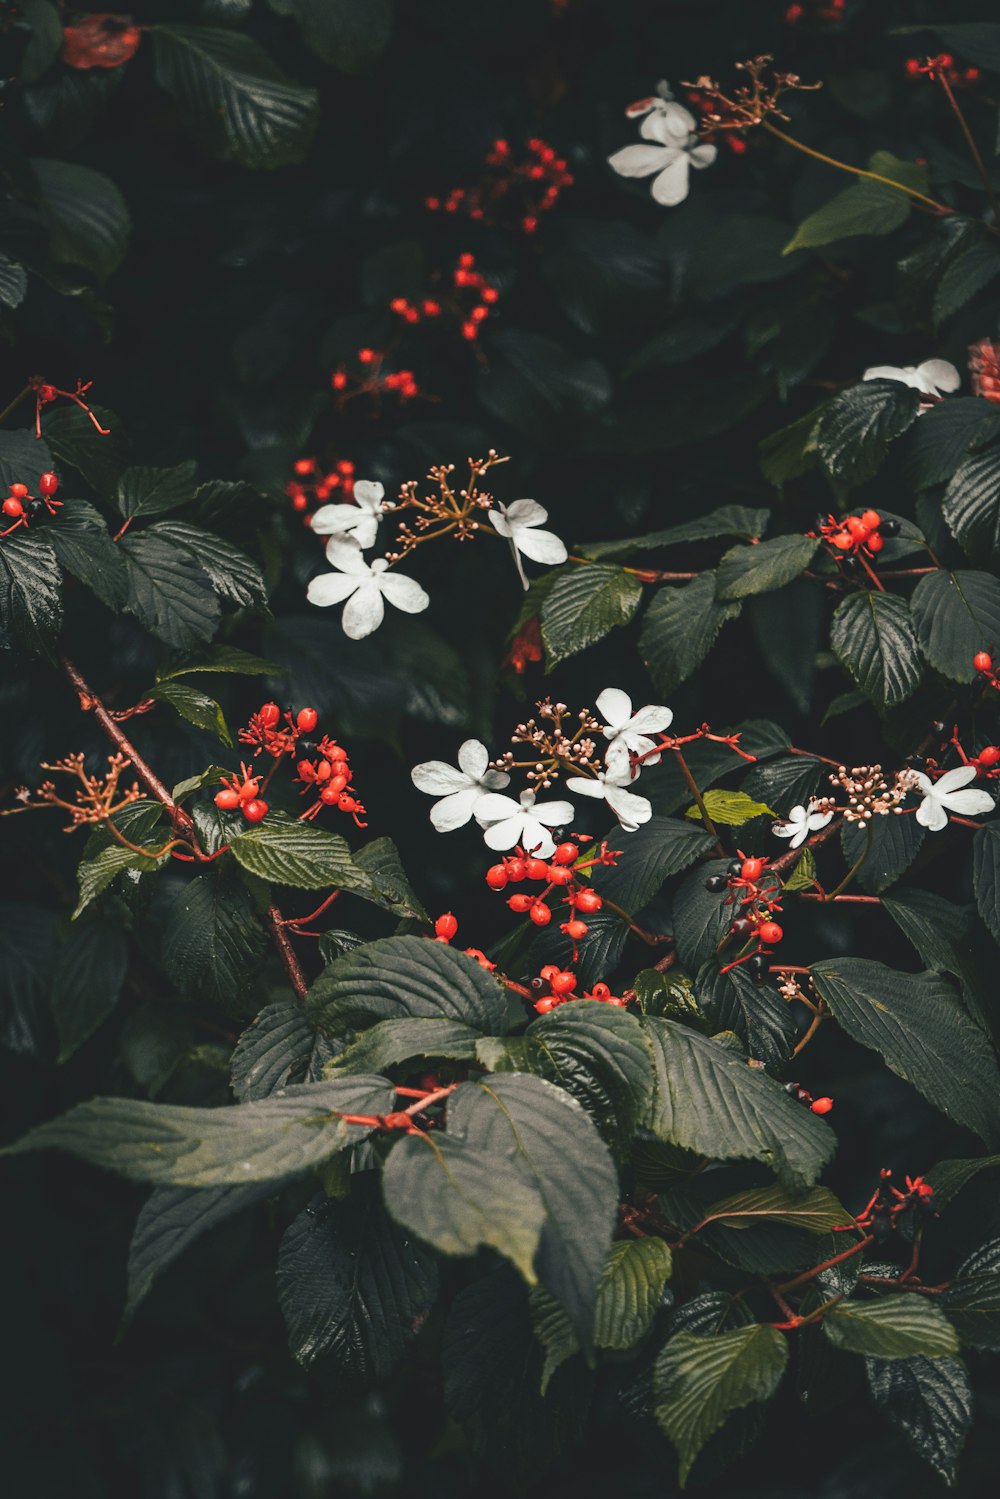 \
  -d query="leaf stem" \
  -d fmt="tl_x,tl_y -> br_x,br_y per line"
936,71 -> 1000,223
673,746 -> 724,853
762,120 -> 952,215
